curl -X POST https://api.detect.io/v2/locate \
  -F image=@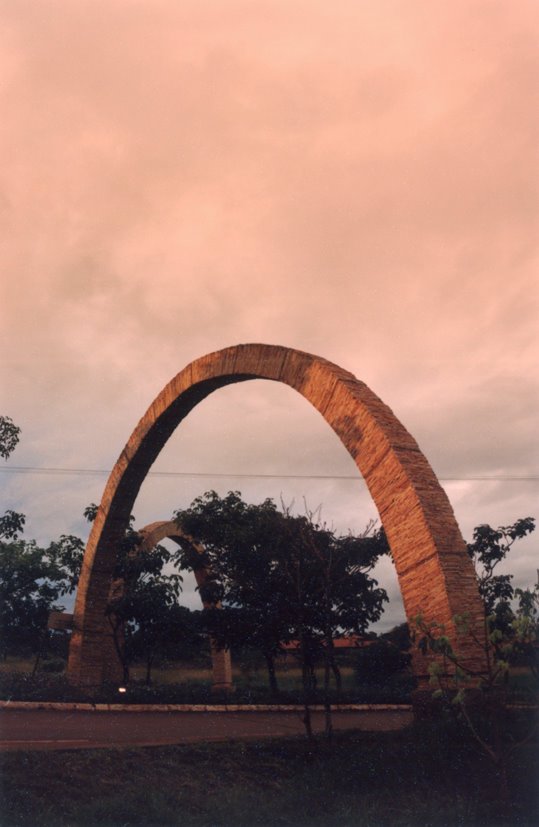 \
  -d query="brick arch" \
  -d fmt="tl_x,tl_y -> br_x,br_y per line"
136,521 -> 232,691
68,343 -> 487,687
